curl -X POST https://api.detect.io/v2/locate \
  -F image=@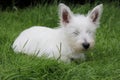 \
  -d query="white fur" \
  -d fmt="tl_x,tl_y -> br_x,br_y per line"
12,3 -> 103,62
